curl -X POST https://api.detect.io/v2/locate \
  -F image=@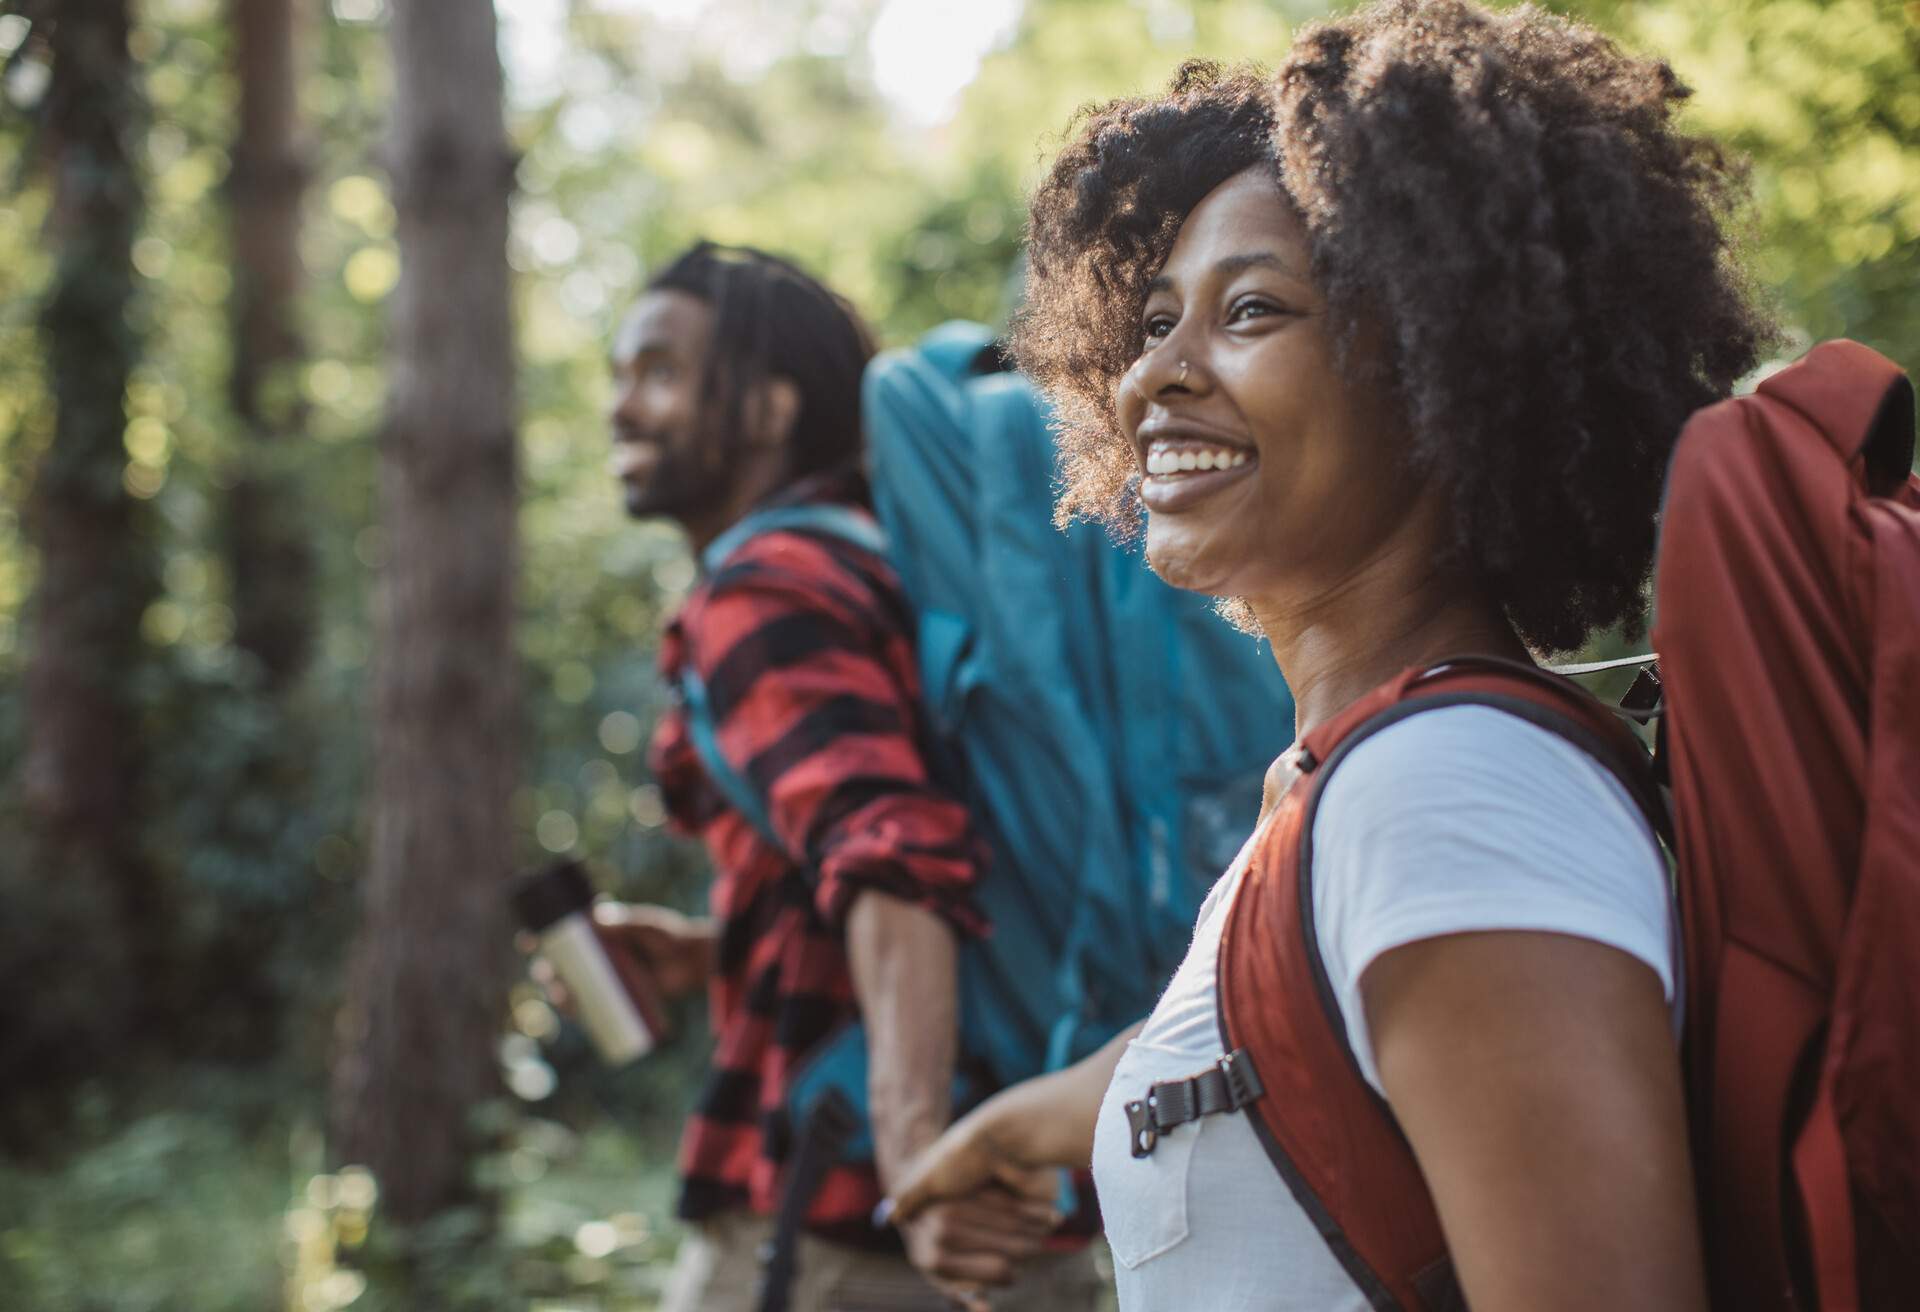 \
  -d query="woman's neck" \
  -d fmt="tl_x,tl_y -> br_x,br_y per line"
1248,531 -> 1531,741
